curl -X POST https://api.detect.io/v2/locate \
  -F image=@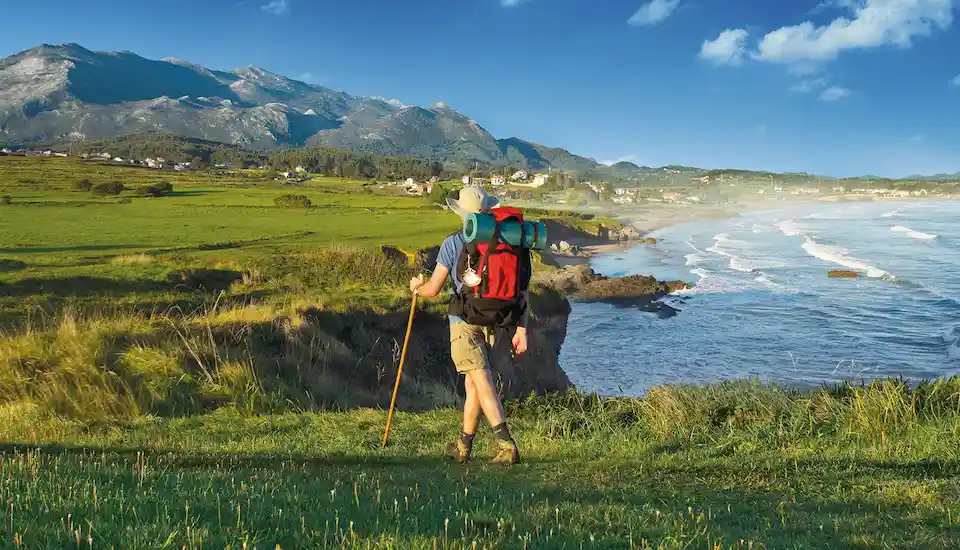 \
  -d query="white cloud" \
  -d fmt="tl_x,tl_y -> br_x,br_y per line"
501,0 -> 531,6
790,77 -> 830,92
628,0 -> 681,26
812,0 -> 861,13
754,0 -> 953,63
819,85 -> 851,101
699,29 -> 749,65
951,74 -> 960,86
261,0 -> 289,15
